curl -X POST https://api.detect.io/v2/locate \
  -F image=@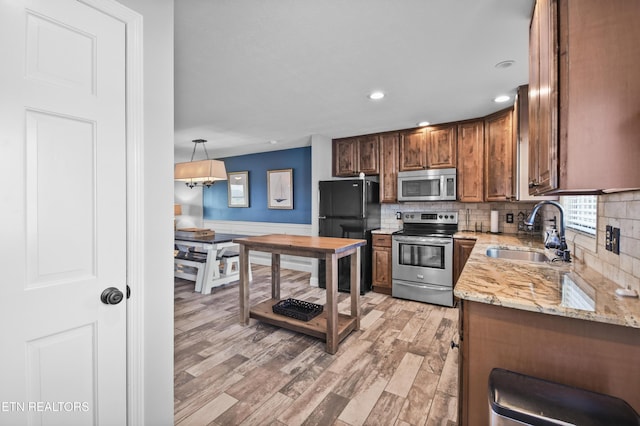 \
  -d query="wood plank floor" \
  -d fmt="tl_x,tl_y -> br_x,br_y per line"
174,265 -> 459,426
